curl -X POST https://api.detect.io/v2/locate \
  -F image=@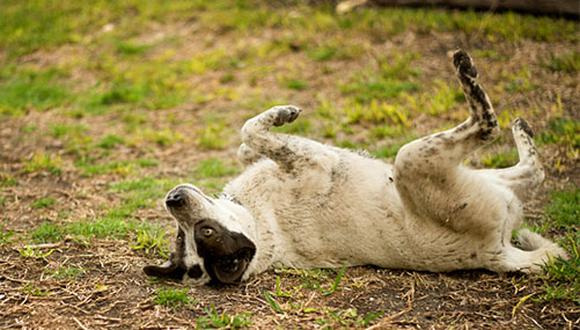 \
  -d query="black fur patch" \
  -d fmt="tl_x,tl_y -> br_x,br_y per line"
194,218 -> 256,284
143,228 -> 189,281
516,118 -> 535,138
453,49 -> 478,79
